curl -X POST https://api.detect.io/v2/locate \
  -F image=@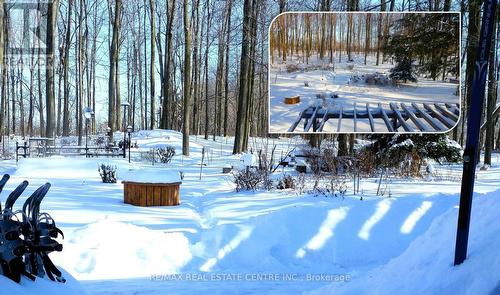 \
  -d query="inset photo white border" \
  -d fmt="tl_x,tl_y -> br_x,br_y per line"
267,11 -> 462,134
